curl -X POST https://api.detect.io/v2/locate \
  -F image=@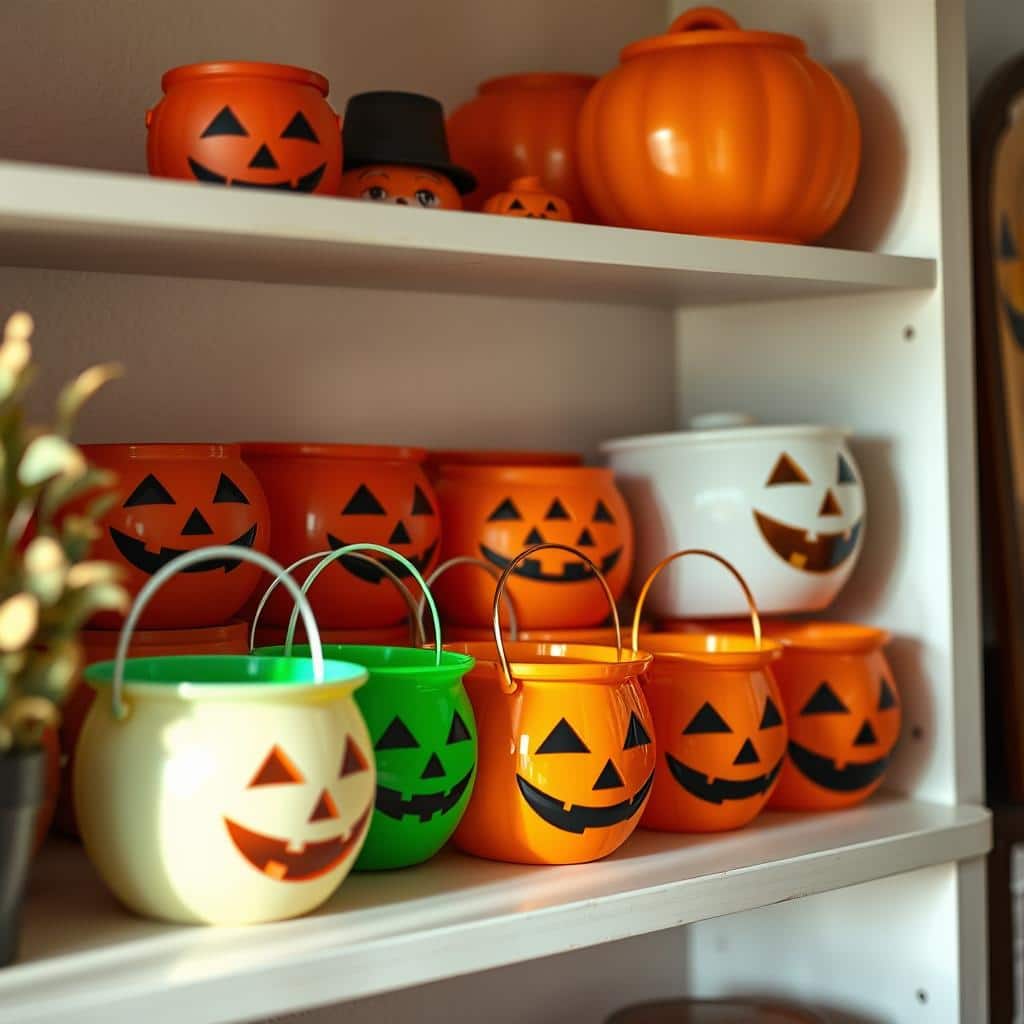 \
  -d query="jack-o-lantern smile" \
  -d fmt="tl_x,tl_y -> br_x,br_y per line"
376,770 -> 473,822
327,535 -> 439,583
481,543 -> 622,582
111,523 -> 257,575
754,452 -> 863,573
188,156 -> 326,191
787,741 -> 888,792
666,753 -> 783,805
